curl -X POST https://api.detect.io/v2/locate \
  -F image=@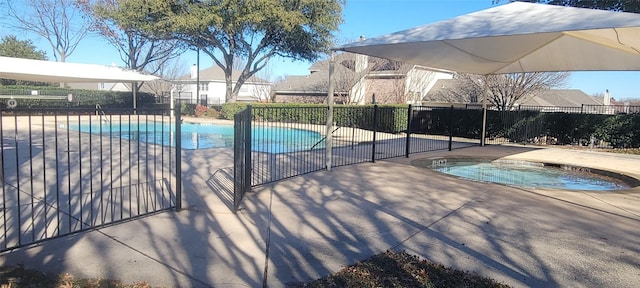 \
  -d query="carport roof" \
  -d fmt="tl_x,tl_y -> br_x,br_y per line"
0,56 -> 159,83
